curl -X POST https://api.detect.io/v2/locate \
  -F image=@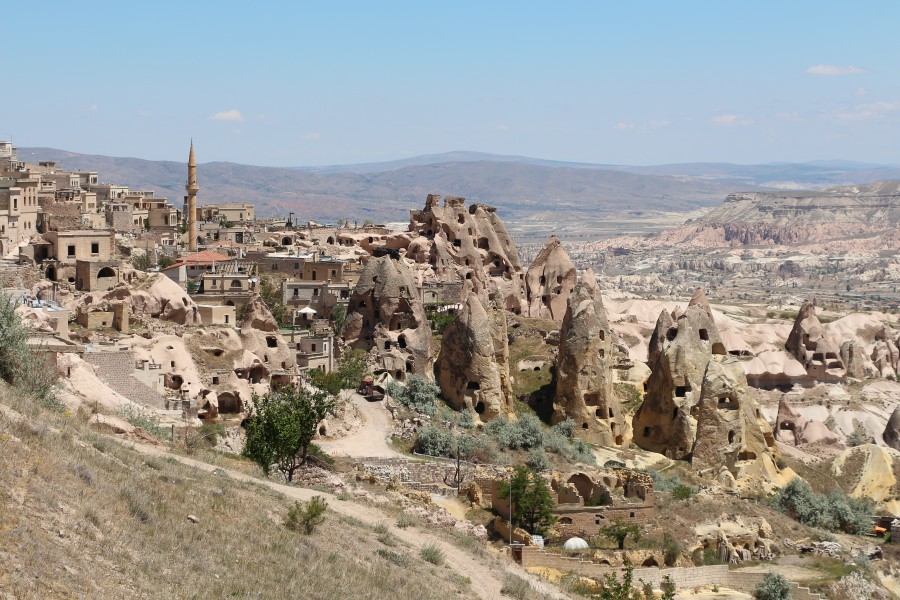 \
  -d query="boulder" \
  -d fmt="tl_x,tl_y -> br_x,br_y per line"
551,271 -> 630,447
524,236 -> 576,320
341,254 -> 434,378
632,288 -> 727,459
99,274 -> 201,326
884,406 -> 900,451
241,294 -> 279,332
435,293 -> 513,421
